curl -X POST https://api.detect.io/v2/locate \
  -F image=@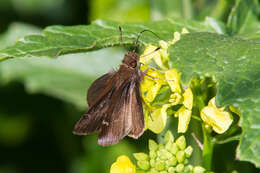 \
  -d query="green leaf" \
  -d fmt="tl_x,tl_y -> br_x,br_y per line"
0,48 -> 123,109
0,18 -> 224,61
0,22 -> 41,49
169,32 -> 260,167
